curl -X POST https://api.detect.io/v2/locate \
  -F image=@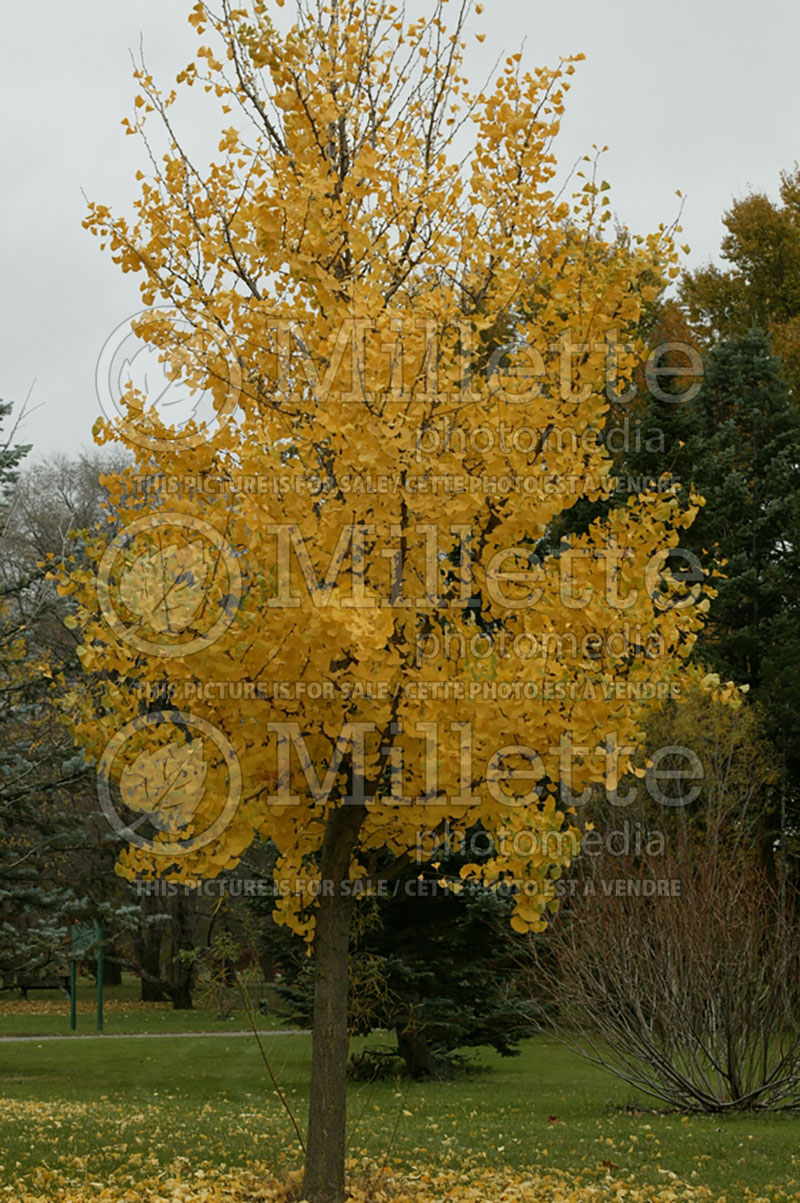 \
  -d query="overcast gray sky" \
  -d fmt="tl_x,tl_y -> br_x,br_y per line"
3,0 -> 799,460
